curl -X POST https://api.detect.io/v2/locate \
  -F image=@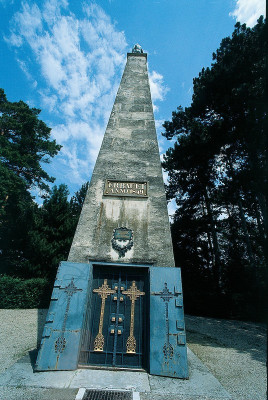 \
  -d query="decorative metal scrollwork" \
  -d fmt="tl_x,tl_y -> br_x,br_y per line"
93,279 -> 116,352
91,277 -> 146,358
54,278 -> 82,354
126,335 -> 136,354
151,282 -> 179,361
122,281 -> 145,354
55,336 -> 66,353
